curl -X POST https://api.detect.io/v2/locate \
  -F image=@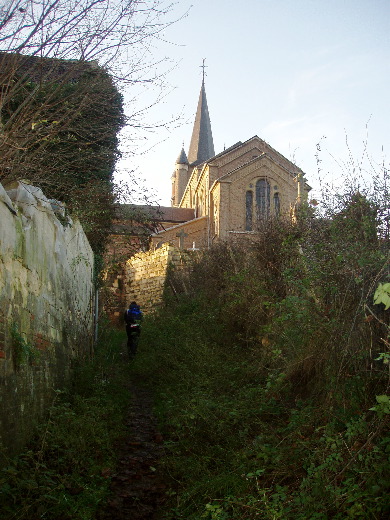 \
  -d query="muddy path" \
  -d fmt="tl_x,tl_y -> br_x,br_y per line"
97,377 -> 167,520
